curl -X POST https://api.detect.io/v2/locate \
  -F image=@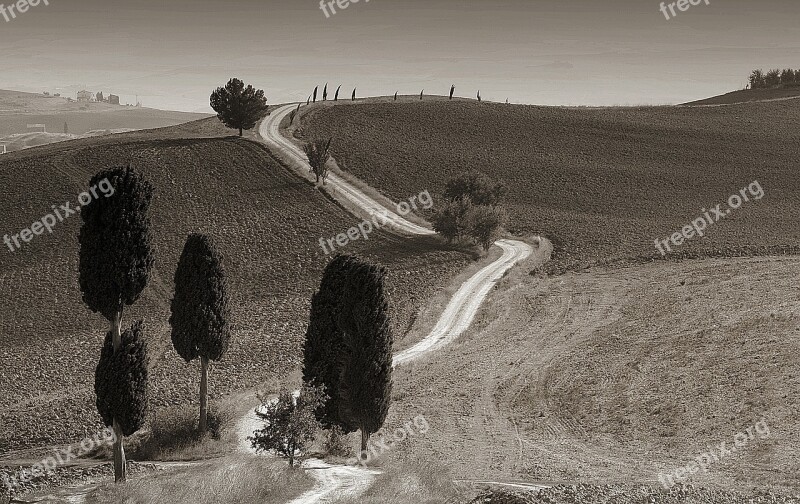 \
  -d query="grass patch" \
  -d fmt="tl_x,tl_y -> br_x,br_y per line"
85,456 -> 313,504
